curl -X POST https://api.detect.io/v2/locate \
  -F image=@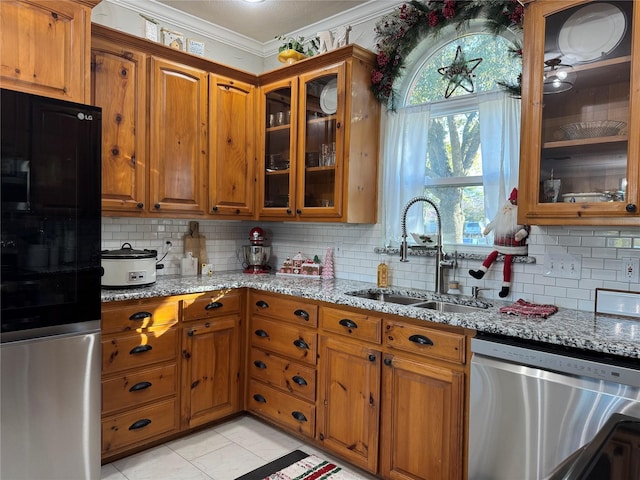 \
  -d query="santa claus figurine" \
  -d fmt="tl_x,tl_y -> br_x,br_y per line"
469,187 -> 529,298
